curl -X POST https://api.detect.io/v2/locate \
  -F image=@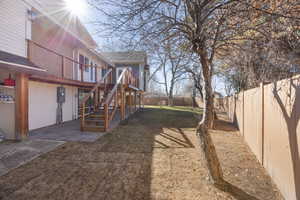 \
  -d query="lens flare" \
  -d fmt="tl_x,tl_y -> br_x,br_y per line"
64,0 -> 87,17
